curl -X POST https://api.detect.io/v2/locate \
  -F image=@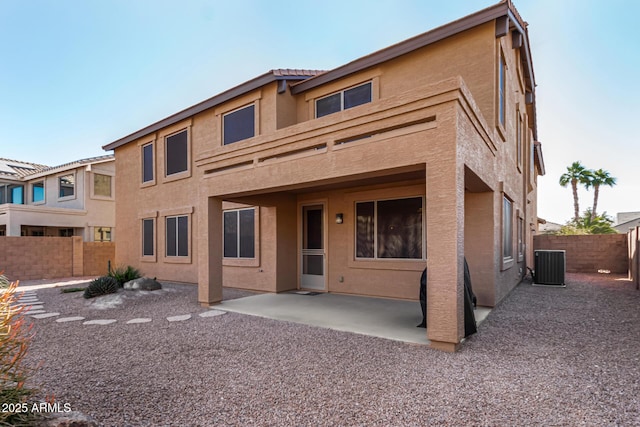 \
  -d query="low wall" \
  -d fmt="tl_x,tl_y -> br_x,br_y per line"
0,236 -> 115,281
533,234 -> 628,274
